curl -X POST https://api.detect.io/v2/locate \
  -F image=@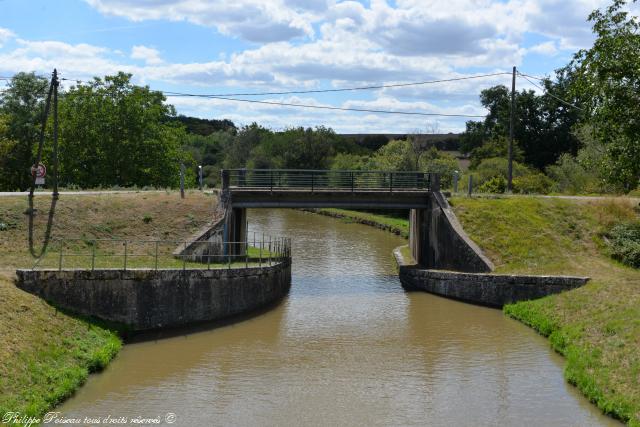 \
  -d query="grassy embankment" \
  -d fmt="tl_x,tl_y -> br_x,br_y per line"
0,191 -> 218,420
315,197 -> 640,426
